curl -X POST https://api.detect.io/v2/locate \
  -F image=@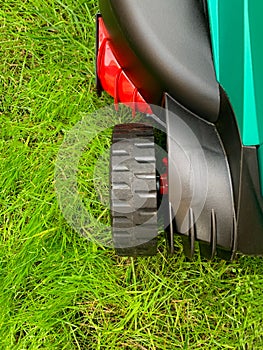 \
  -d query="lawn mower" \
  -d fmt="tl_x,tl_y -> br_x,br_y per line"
95,0 -> 263,259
